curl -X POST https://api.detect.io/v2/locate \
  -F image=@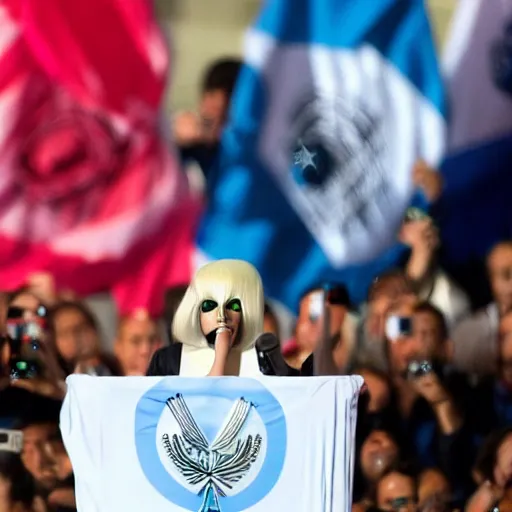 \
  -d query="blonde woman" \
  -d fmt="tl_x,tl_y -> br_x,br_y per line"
147,259 -> 264,377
